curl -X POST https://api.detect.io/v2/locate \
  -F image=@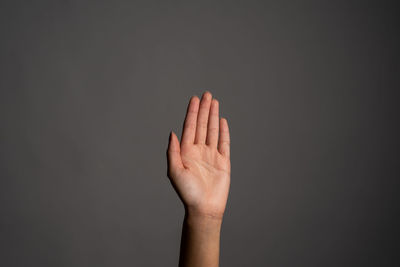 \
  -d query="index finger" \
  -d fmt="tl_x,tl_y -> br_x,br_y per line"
181,96 -> 200,145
